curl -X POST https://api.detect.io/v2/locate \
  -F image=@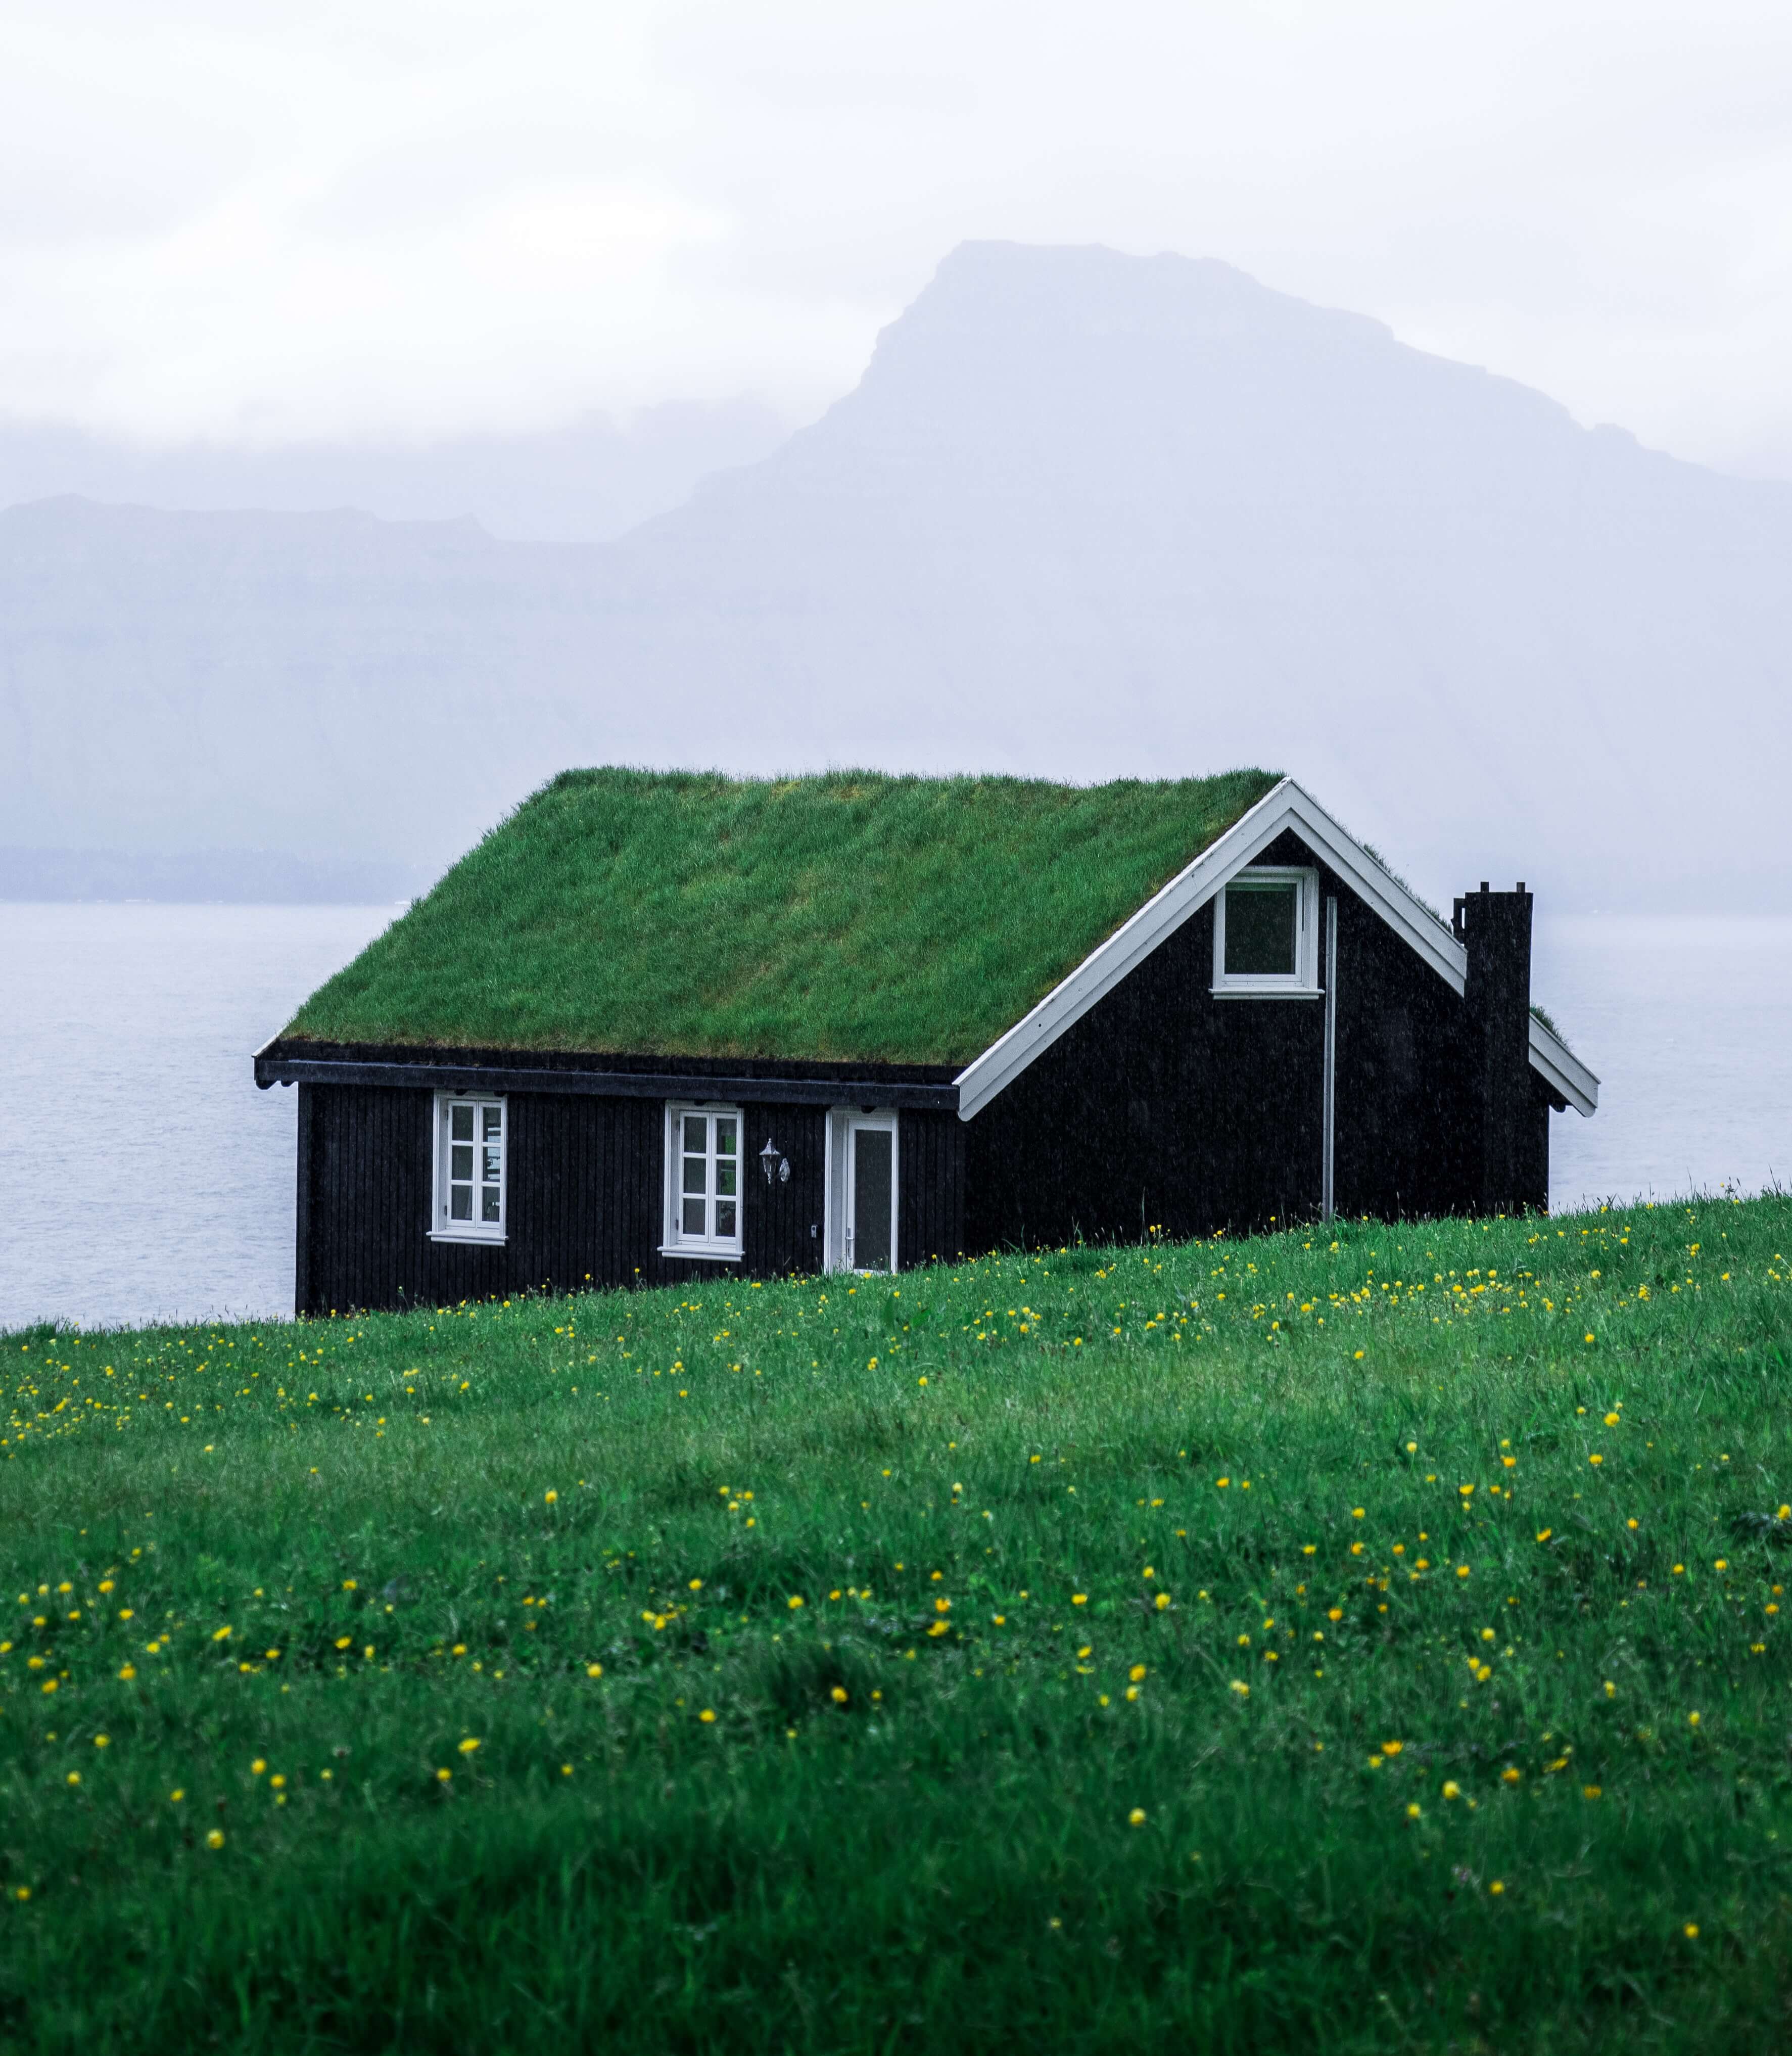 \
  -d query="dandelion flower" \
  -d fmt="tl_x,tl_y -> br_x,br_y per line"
1127,1808 -> 1146,1827
1490,1880 -> 1505,1896
206,1830 -> 224,1850
458,1737 -> 481,1755
1684,1923 -> 1699,1939
544,1490 -> 558,1505
699,1709 -> 716,1723
787,1596 -> 805,1610
587,1663 -> 603,1678
1442,1781 -> 1460,1800
830,1687 -> 848,1704
436,1768 -> 451,1783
